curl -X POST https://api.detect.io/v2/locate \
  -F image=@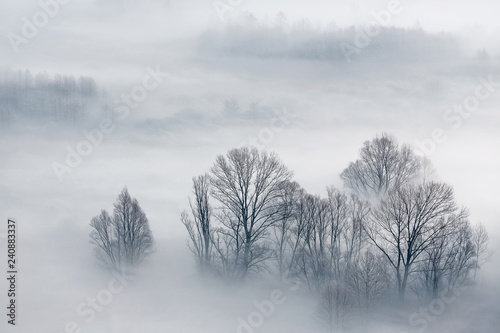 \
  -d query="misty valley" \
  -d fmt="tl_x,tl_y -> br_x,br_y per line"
1,2 -> 499,333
